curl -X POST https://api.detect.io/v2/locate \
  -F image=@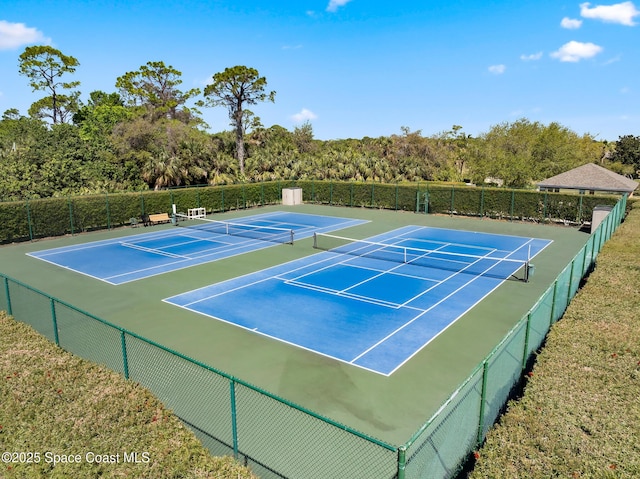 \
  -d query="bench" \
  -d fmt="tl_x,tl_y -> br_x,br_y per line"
145,213 -> 171,226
